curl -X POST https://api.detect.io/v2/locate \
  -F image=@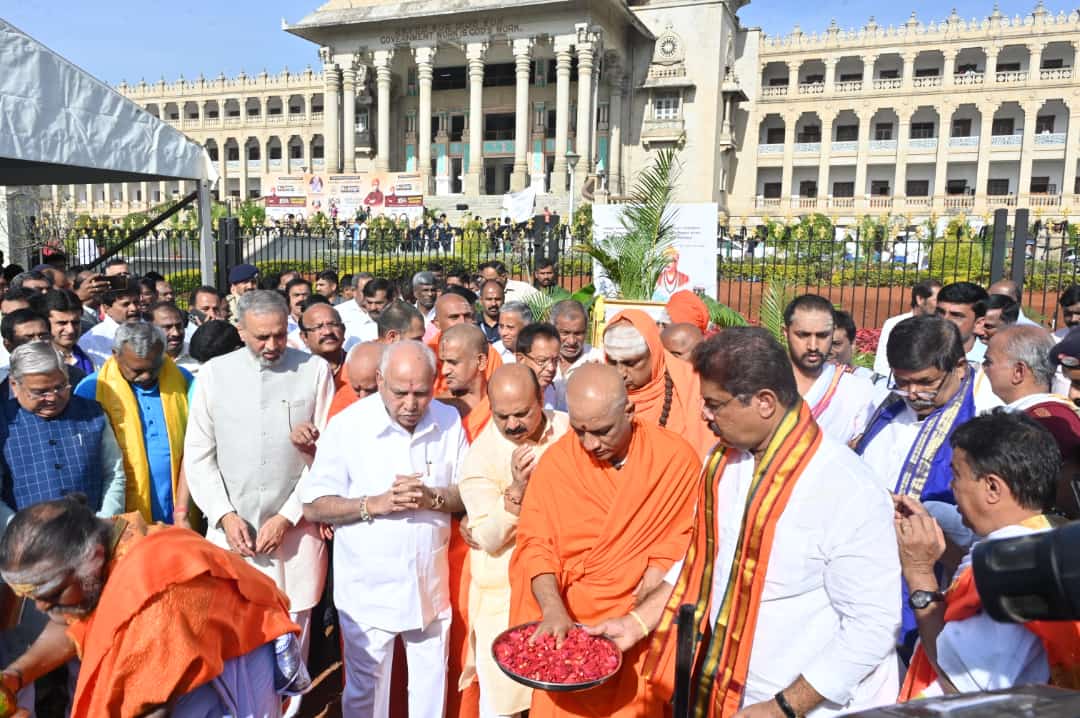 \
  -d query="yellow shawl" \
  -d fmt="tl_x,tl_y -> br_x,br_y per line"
96,356 -> 189,522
